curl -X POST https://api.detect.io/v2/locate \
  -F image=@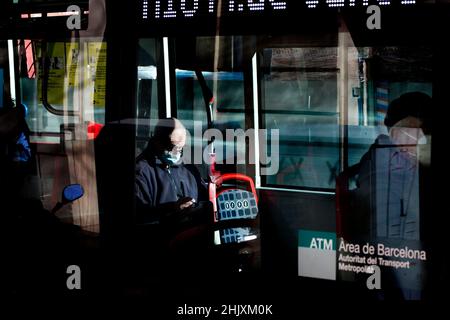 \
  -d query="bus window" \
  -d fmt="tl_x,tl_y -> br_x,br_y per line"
136,38 -> 160,156
260,46 -> 340,190
258,40 -> 432,192
19,40 -> 107,143
175,69 -> 245,132
15,39 -> 106,231
346,46 -> 432,170
173,36 -> 246,172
